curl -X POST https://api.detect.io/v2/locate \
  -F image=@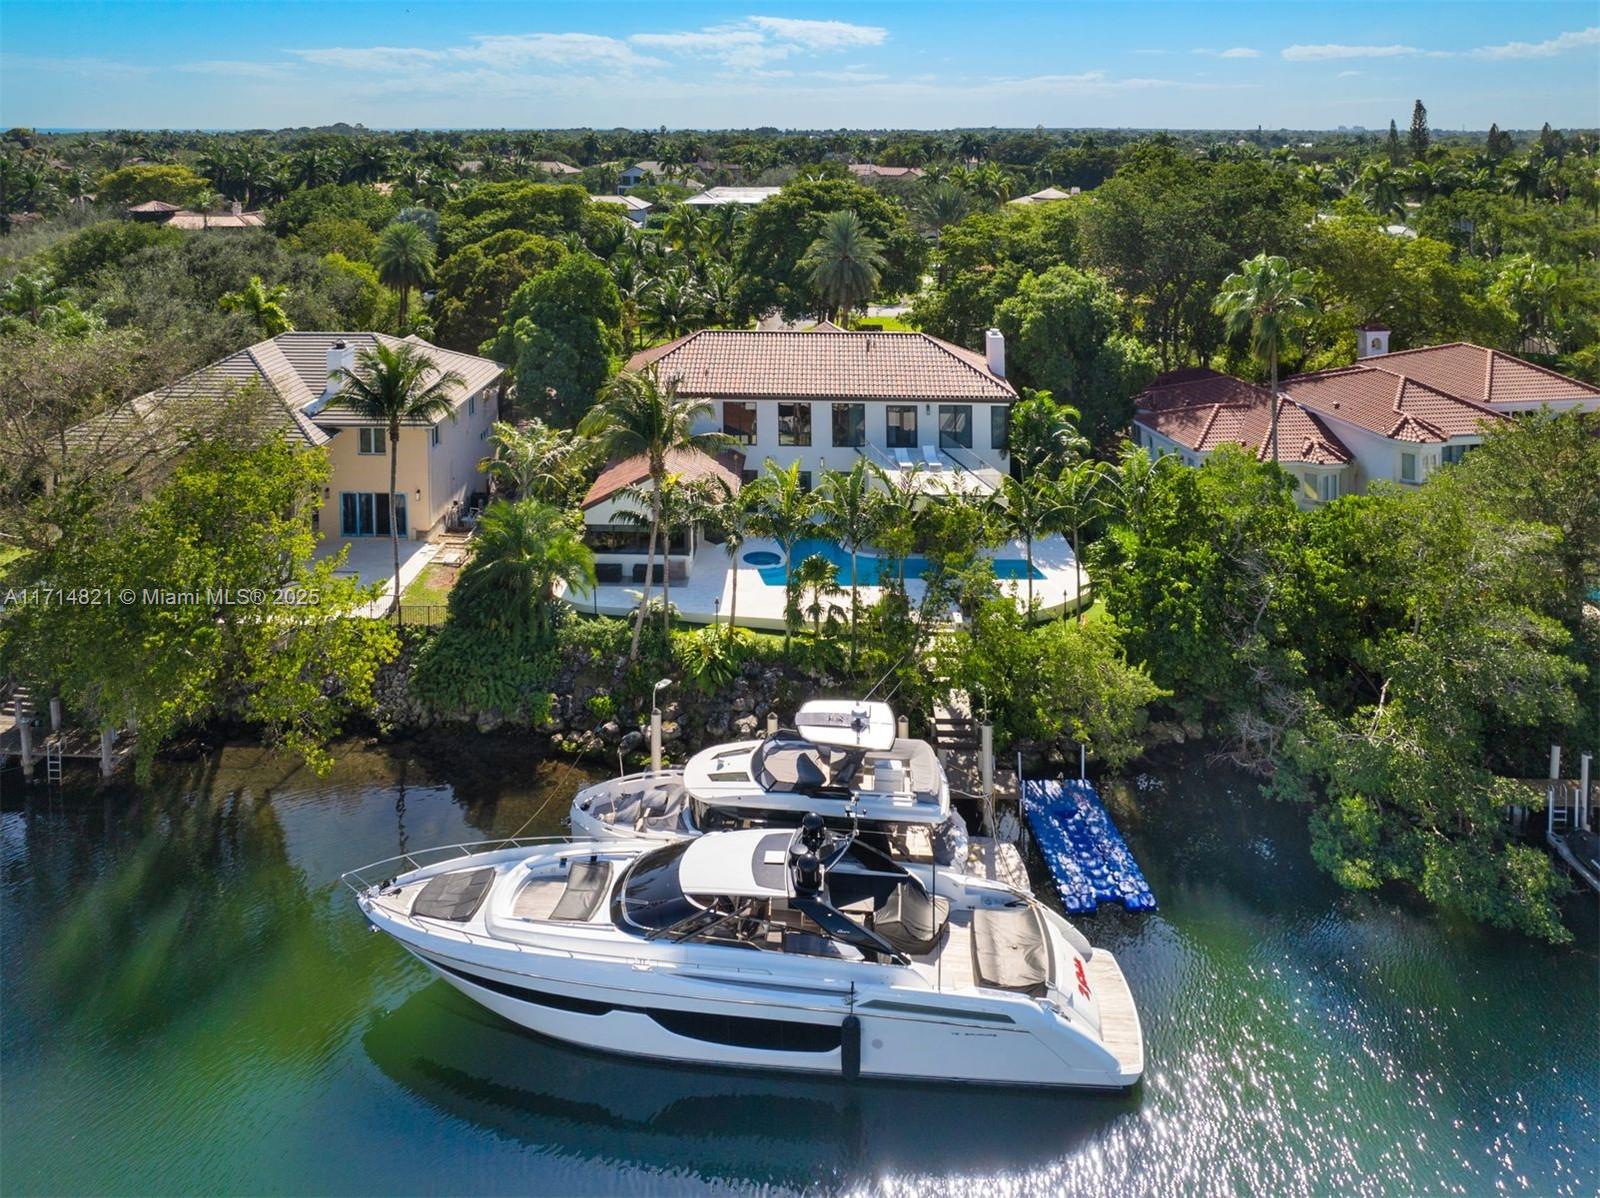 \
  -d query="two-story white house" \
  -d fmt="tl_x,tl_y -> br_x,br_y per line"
1132,329 -> 1599,504
630,325 -> 1017,493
